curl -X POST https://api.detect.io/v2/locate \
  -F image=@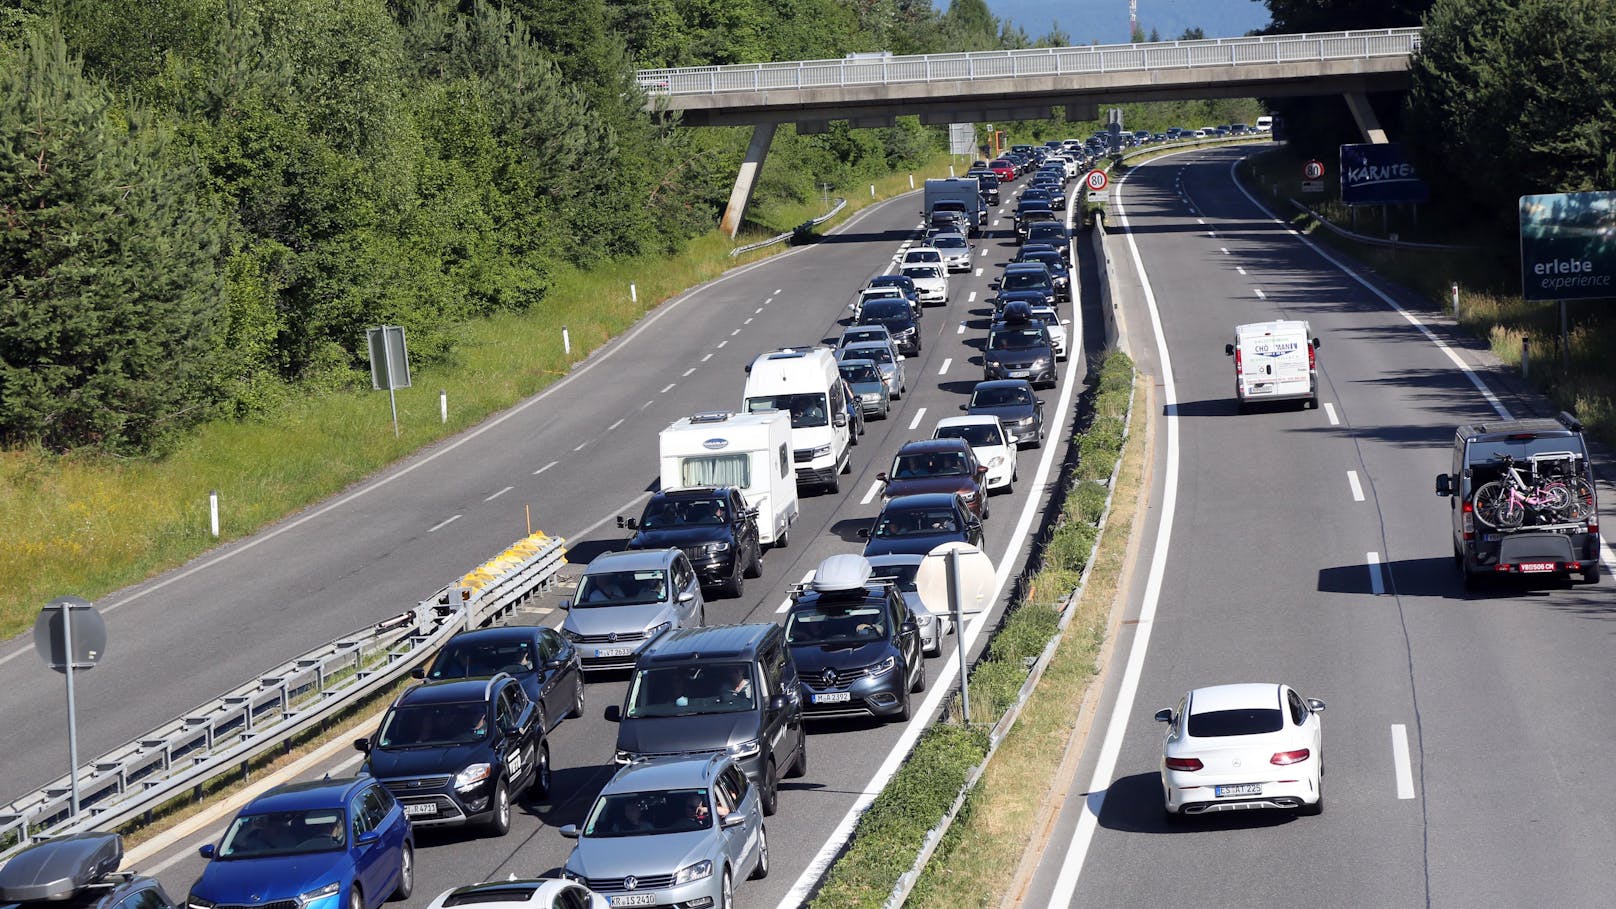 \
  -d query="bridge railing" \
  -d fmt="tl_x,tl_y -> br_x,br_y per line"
637,28 -> 1421,95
